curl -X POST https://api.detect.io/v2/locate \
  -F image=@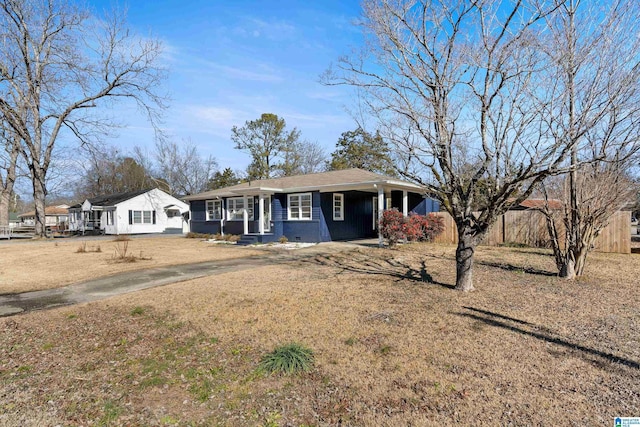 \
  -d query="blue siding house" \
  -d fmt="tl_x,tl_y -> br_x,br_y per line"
184,168 -> 439,244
